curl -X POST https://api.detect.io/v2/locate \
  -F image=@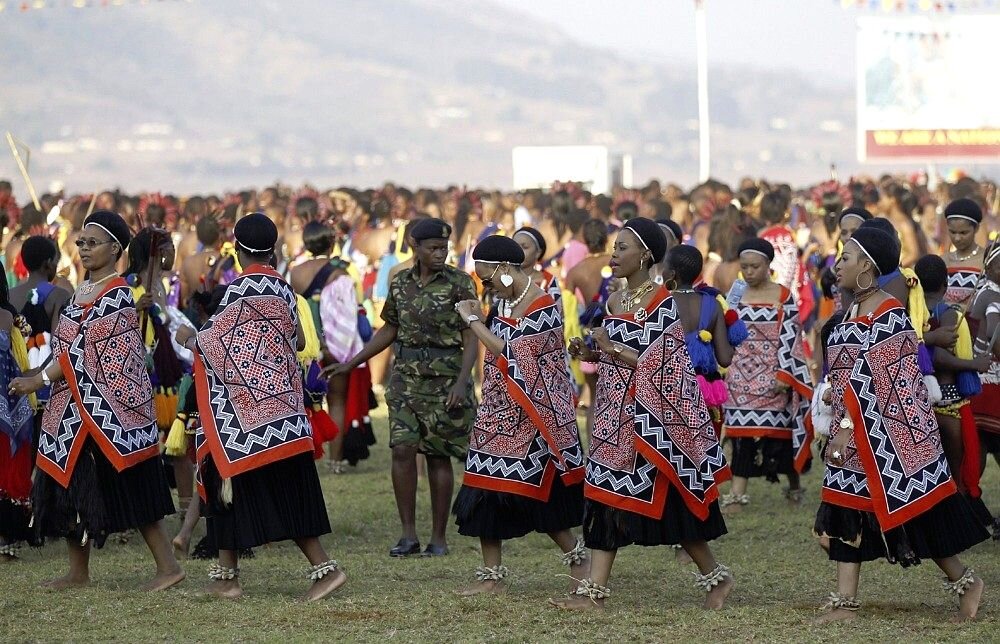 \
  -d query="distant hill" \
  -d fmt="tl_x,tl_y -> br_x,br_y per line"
0,0 -> 856,193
